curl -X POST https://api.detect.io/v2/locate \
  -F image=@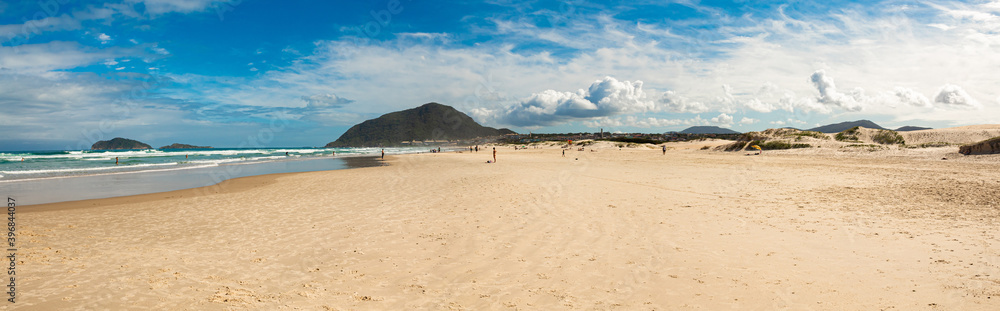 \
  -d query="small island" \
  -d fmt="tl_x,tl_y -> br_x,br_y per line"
159,143 -> 212,149
91,137 -> 152,150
